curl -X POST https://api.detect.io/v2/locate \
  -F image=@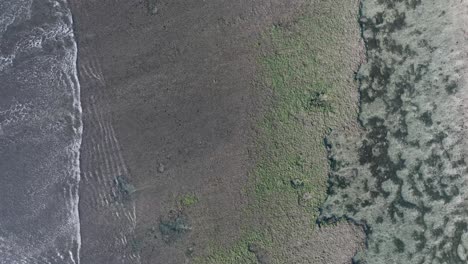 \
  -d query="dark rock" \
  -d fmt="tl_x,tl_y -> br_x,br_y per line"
247,243 -> 271,264
290,178 -> 304,189
157,163 -> 165,173
159,211 -> 191,243
113,175 -> 136,202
